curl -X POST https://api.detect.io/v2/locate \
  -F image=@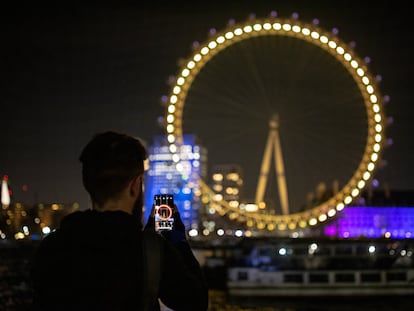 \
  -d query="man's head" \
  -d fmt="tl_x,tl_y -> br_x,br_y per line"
79,131 -> 148,209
